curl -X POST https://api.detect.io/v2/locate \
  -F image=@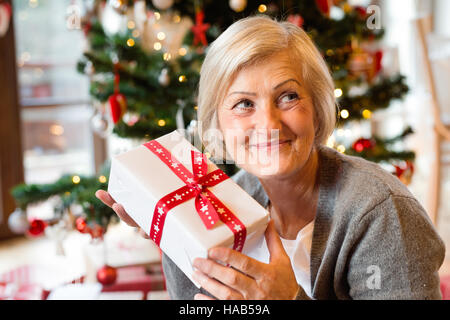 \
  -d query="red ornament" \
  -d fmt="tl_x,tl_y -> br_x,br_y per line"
315,0 -> 332,16
374,50 -> 383,74
108,73 -> 127,124
394,161 -> 414,185
96,265 -> 117,285
75,217 -> 89,233
352,138 -> 375,153
354,6 -> 367,18
191,10 -> 210,47
88,224 -> 104,240
287,14 -> 304,28
27,219 -> 47,237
